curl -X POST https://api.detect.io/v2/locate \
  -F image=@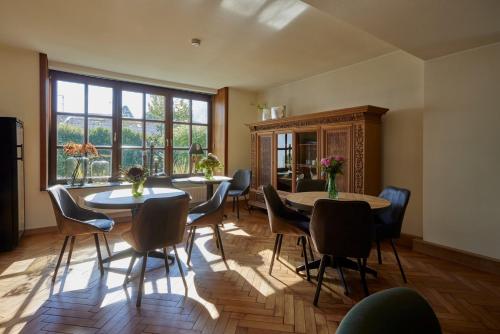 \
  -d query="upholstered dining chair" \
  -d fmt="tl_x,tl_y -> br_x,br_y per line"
47,185 -> 114,282
336,287 -> 441,334
186,181 -> 231,265
310,199 -> 373,305
374,186 -> 411,283
263,184 -> 313,281
121,194 -> 190,307
144,175 -> 175,188
228,169 -> 252,219
296,179 -> 326,192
